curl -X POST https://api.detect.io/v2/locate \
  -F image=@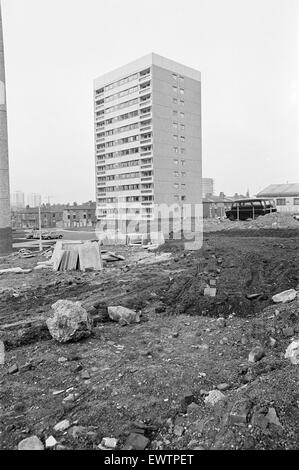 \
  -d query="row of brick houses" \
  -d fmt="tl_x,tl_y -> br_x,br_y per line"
11,184 -> 299,228
12,202 -> 97,229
